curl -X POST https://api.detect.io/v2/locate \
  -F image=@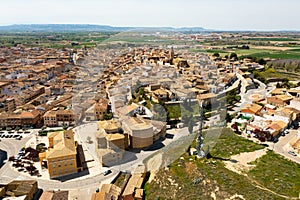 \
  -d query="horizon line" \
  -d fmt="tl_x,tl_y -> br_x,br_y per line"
0,23 -> 300,32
